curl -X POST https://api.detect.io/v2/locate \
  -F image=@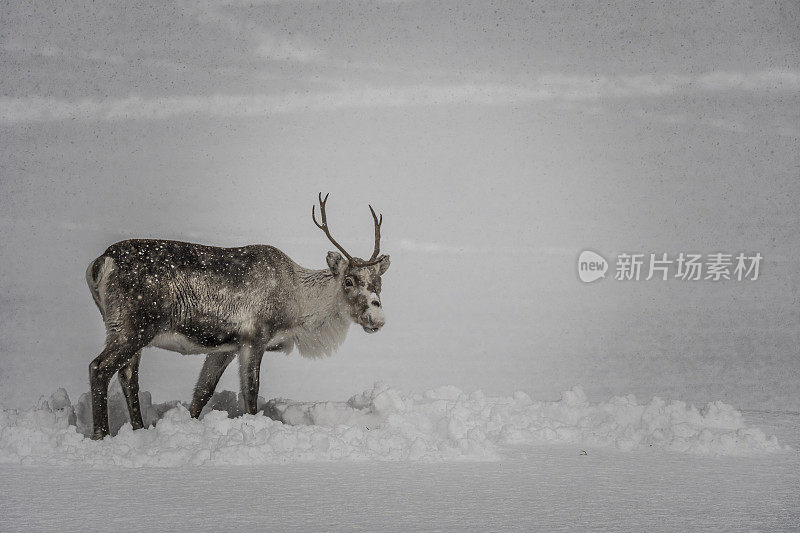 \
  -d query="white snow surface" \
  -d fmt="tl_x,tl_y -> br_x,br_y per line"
0,381 -> 787,466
